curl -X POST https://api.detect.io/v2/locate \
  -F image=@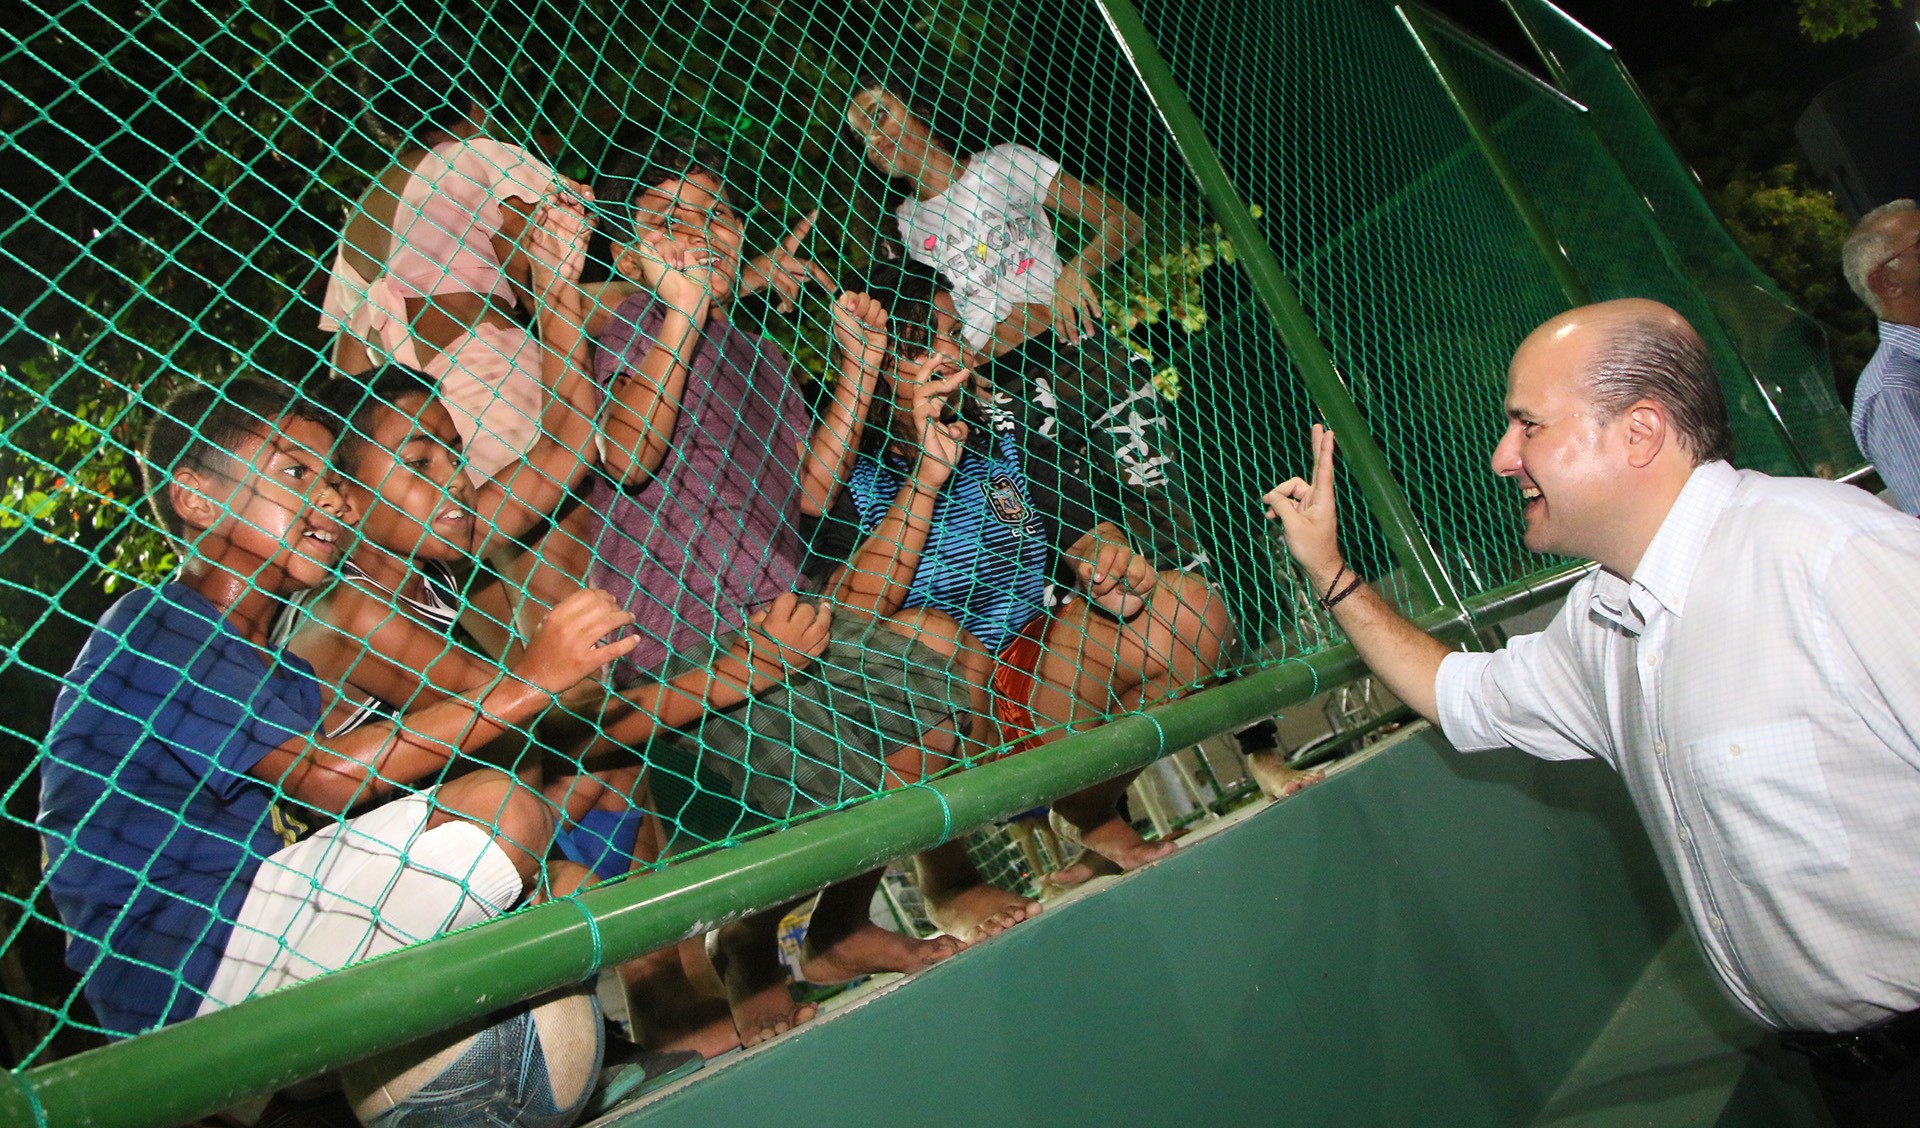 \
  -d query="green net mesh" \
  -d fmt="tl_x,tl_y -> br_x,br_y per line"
0,0 -> 1858,1094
